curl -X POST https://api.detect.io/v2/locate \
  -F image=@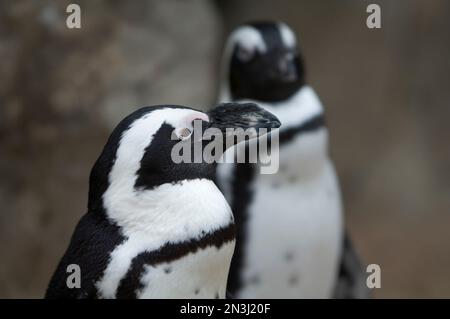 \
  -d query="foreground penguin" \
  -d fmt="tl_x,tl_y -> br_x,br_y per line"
217,22 -> 368,298
46,103 -> 280,299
